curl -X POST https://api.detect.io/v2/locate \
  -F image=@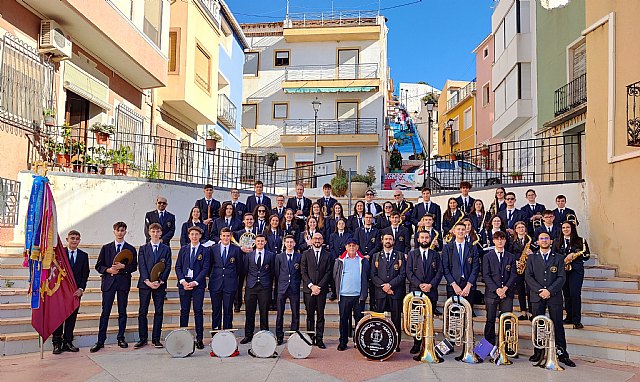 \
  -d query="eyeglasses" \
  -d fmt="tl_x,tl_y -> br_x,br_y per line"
505,197 -> 515,201
366,193 -> 374,196
385,205 -> 393,209
258,210 -> 266,213
538,237 -> 551,241
157,201 -> 167,205
393,194 -> 401,197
